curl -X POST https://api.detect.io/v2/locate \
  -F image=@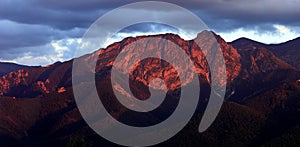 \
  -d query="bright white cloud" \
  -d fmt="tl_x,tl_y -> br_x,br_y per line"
218,24 -> 300,44
0,54 -> 61,66
0,38 -> 80,66
274,25 -> 290,34
51,41 -> 69,58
